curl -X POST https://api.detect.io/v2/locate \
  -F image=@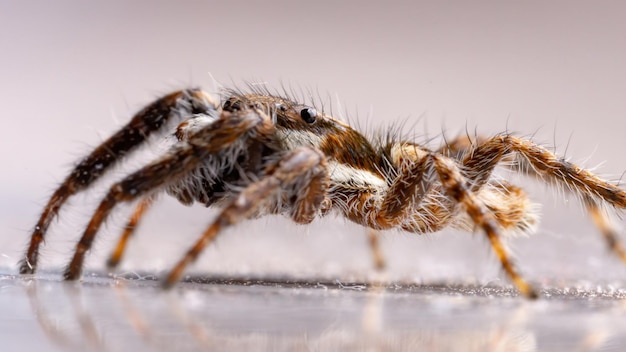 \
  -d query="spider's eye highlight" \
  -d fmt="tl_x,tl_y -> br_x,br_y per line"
300,108 -> 317,123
